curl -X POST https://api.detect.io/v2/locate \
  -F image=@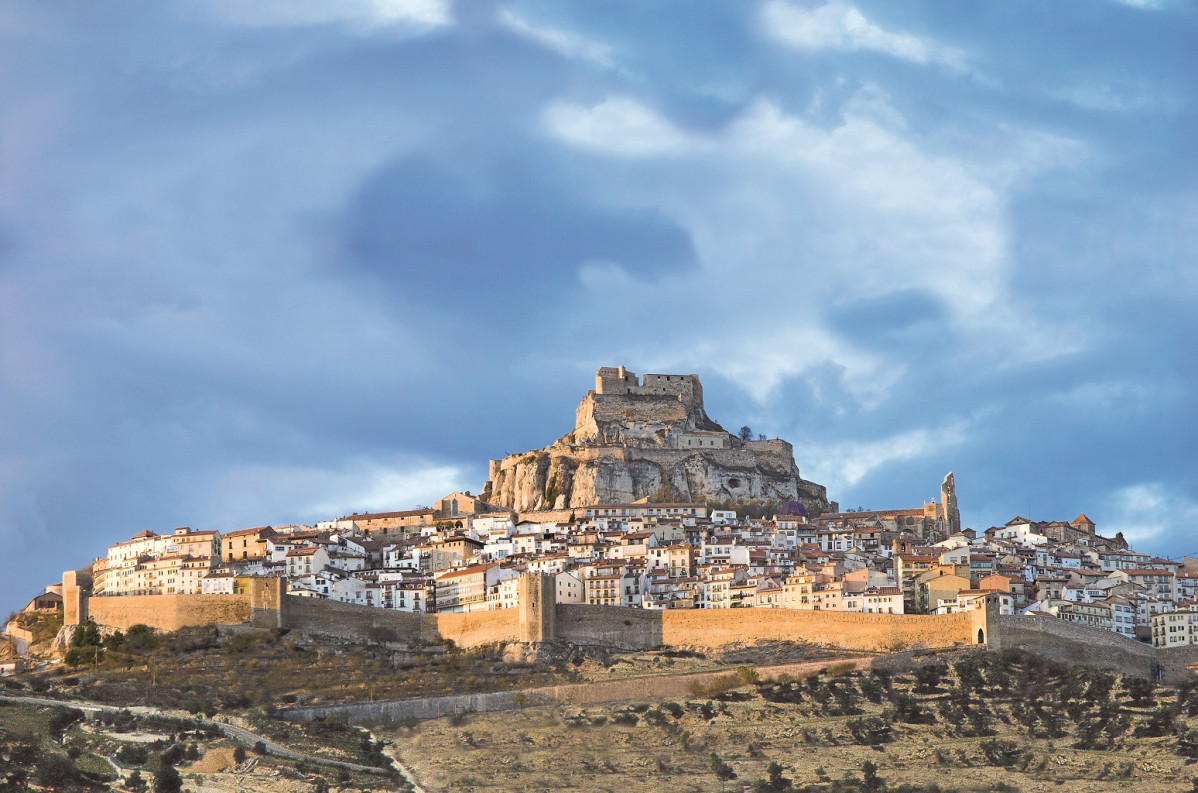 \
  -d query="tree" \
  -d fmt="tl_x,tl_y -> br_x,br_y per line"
738,426 -> 752,441
35,754 -> 80,789
233,745 -> 247,764
862,760 -> 886,792
127,769 -> 148,791
153,764 -> 182,793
